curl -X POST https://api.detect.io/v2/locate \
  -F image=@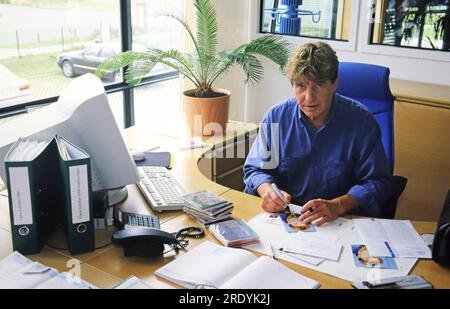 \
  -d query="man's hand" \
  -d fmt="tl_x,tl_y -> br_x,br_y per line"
257,183 -> 292,213
298,199 -> 340,226
298,195 -> 359,226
